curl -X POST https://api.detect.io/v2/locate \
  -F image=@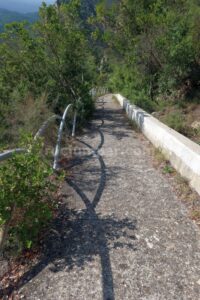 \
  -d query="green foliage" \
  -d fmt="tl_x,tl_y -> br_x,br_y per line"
131,90 -> 156,113
0,1 -> 97,147
163,164 -> 174,174
60,0 -> 99,20
0,134 -> 57,254
107,63 -> 156,112
94,0 -> 200,108
0,1 -> 99,256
